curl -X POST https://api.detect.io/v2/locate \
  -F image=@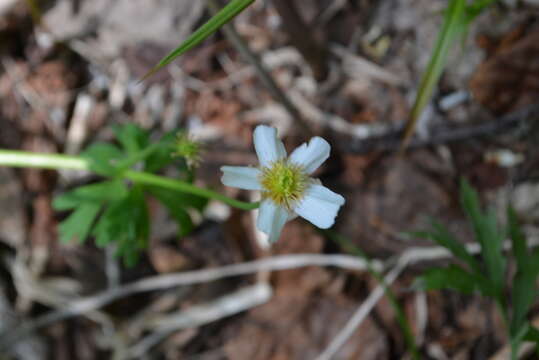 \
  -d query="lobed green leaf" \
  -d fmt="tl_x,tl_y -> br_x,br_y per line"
113,123 -> 149,155
53,180 -> 128,210
92,186 -> 150,266
56,124 -> 205,265
144,132 -> 177,173
58,202 -> 101,244
81,143 -> 123,176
